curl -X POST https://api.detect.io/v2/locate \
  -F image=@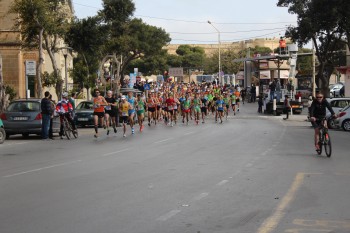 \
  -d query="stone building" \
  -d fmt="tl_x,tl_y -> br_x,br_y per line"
0,0 -> 74,100
165,38 -> 282,56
